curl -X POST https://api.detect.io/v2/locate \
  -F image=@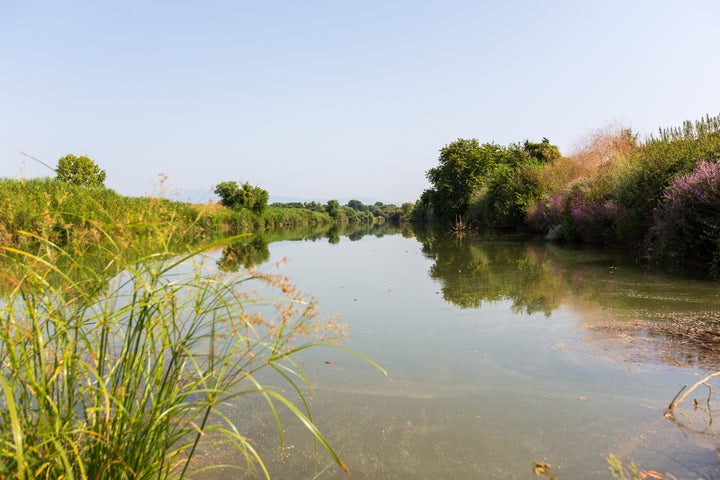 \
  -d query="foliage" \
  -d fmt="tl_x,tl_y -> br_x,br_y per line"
649,159 -> 720,270
215,181 -> 269,214
0,177 -> 201,249
419,113 -> 720,266
607,115 -> 720,243
325,199 -> 342,219
513,113 -> 720,270
0,178 -> 335,256
0,232 -> 351,479
56,153 -> 107,187
421,138 -> 561,227
273,200 -> 407,226
522,137 -> 561,163
346,199 -> 367,211
425,139 -> 506,223
477,159 -> 544,228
